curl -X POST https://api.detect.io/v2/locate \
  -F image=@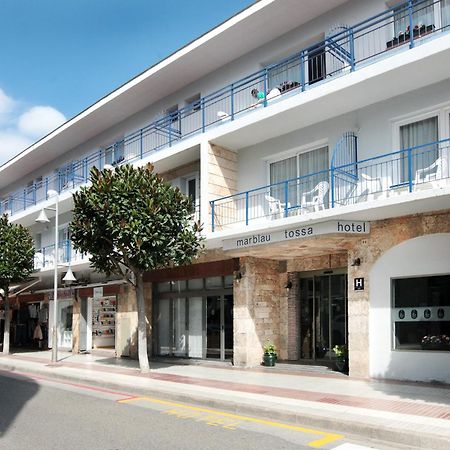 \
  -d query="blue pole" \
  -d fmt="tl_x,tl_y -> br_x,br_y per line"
408,0 -> 414,49
202,98 -> 206,133
300,51 -> 306,91
263,69 -> 268,107
140,129 -> 143,160
230,83 -> 235,121
211,201 -> 215,232
331,168 -> 335,208
349,28 -> 355,71
284,181 -> 289,217
245,192 -> 249,225
23,188 -> 26,210
408,147 -> 413,192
